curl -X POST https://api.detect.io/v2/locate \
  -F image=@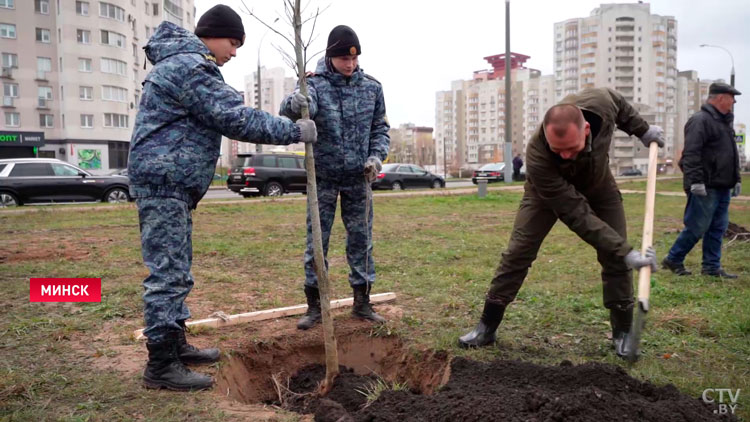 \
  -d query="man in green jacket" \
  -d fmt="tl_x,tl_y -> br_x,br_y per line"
458,88 -> 662,358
